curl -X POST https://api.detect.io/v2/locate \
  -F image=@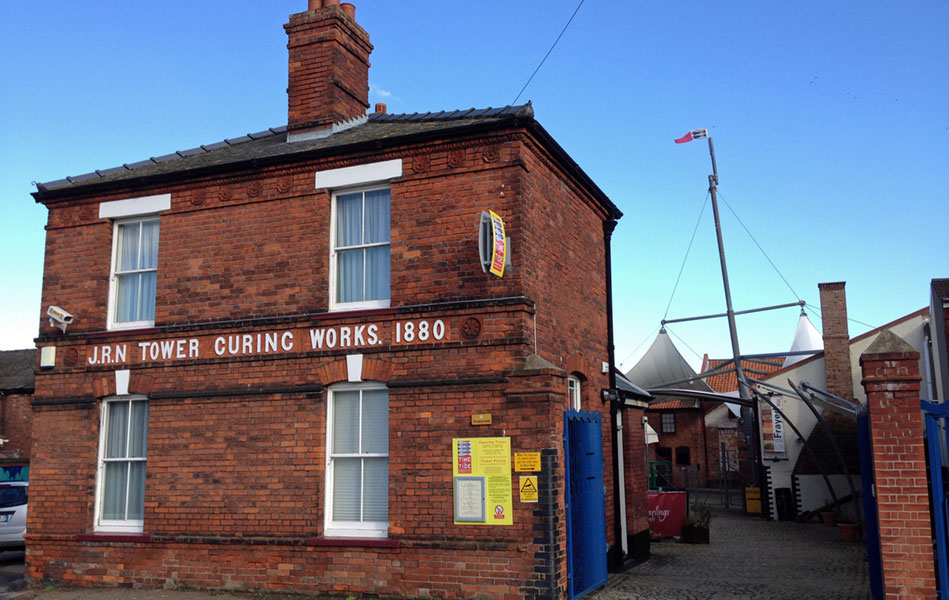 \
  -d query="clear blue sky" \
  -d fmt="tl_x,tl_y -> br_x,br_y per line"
2,1 -> 947,371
